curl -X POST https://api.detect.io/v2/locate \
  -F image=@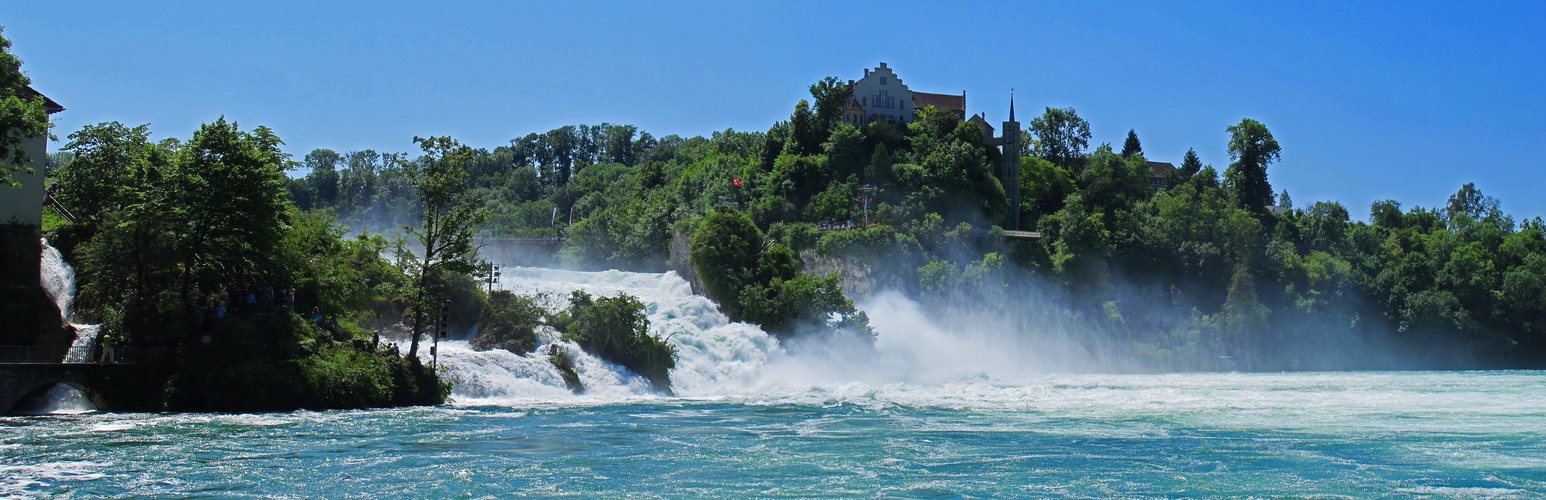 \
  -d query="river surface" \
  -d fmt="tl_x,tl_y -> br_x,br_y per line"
6,266 -> 1544,498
